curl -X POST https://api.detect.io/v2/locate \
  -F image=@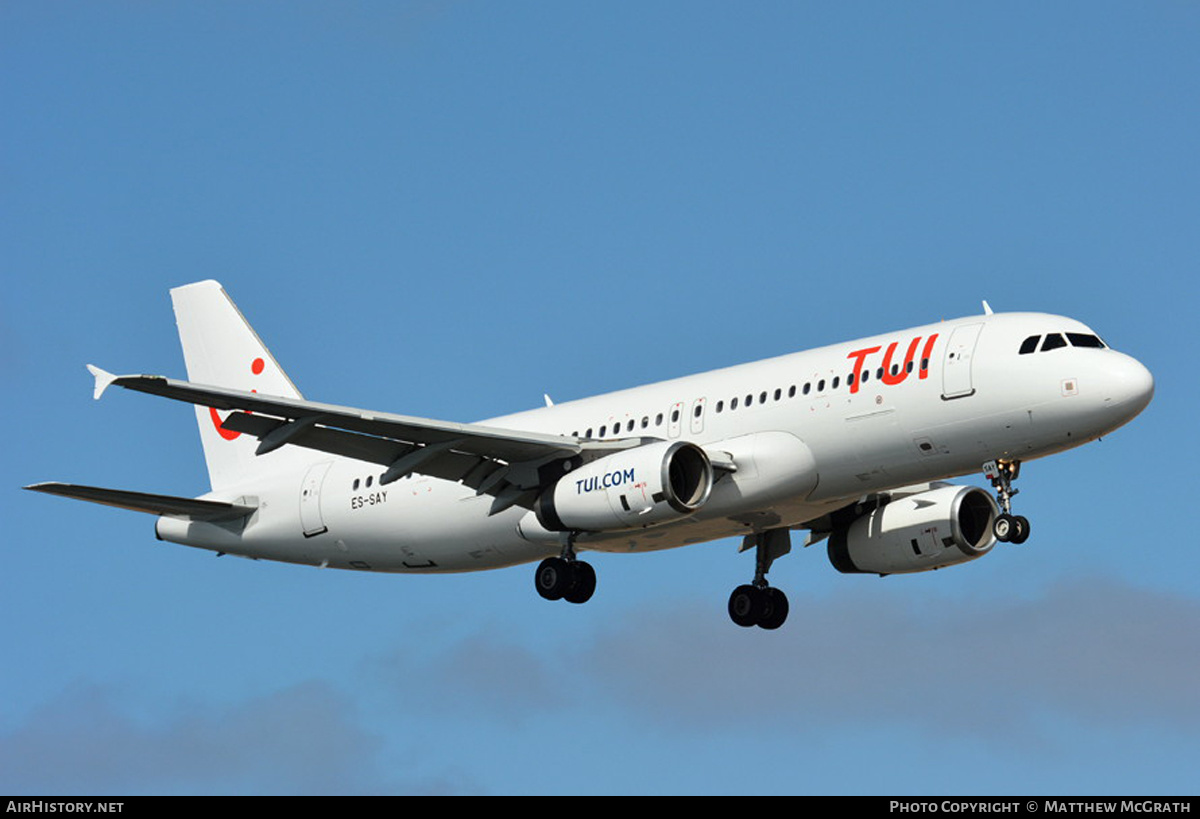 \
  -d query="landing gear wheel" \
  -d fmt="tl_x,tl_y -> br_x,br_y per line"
535,557 -> 571,601
535,531 -> 599,606
728,584 -> 764,628
758,587 -> 789,630
563,561 -> 596,604
1010,515 -> 1030,545
993,513 -> 1016,543
728,584 -> 789,629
